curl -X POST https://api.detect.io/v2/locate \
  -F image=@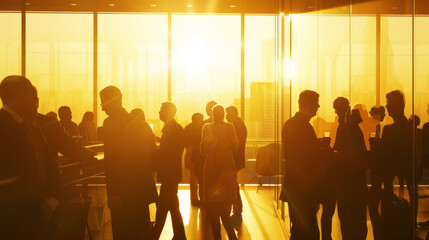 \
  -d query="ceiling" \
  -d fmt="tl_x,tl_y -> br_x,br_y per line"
1,0 -> 428,14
